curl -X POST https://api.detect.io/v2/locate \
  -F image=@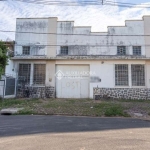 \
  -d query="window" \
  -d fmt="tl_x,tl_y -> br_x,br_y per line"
115,64 -> 128,86
131,65 -> 145,86
33,64 -> 46,85
18,64 -> 31,84
117,46 -> 126,55
133,46 -> 141,55
61,46 -> 68,55
22,46 -> 30,55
